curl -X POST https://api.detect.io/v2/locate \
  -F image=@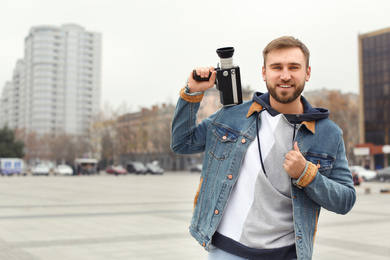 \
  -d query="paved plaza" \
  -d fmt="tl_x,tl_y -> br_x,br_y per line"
0,172 -> 389,260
